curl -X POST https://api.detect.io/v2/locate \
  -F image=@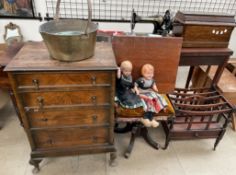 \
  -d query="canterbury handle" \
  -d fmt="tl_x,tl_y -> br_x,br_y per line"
194,132 -> 199,138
